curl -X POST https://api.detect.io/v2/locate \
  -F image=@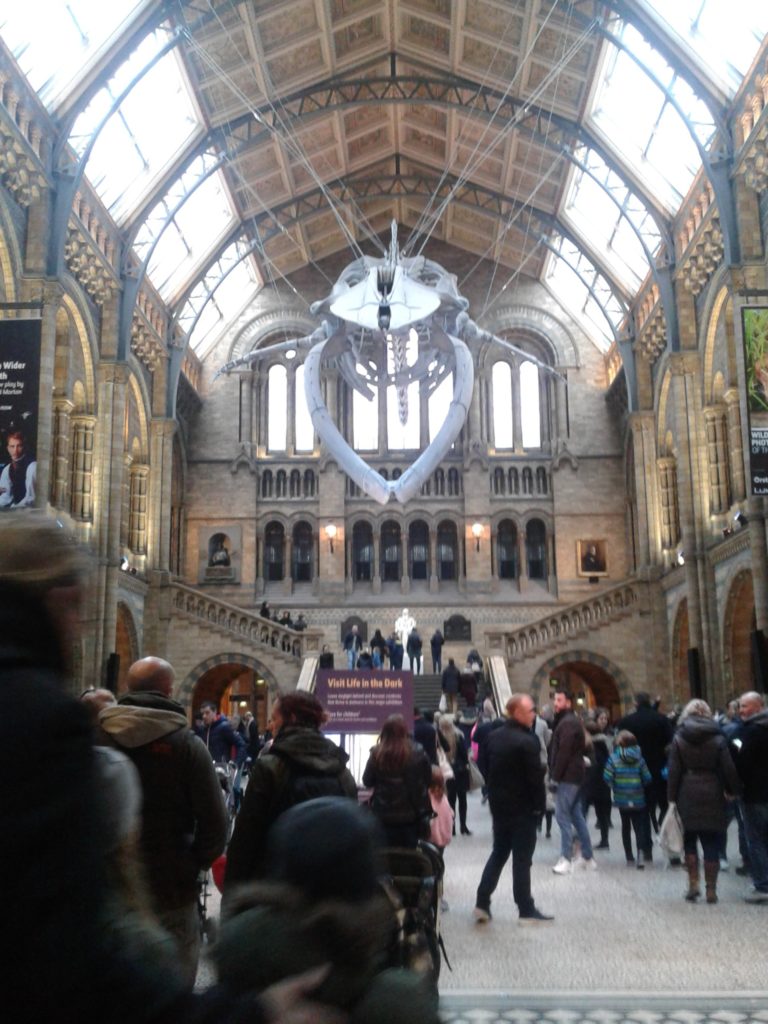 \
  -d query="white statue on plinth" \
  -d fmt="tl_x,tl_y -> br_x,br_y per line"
395,607 -> 416,672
